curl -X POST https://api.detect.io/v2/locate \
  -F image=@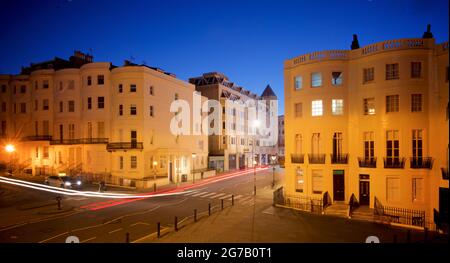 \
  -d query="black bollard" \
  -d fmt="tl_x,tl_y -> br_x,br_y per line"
157,222 -> 161,238
232,195 -> 234,206
208,203 -> 211,216
194,209 -> 197,222
221,199 -> 224,210
56,195 -> 62,210
174,216 -> 178,231
125,232 -> 130,243
153,183 -> 157,192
